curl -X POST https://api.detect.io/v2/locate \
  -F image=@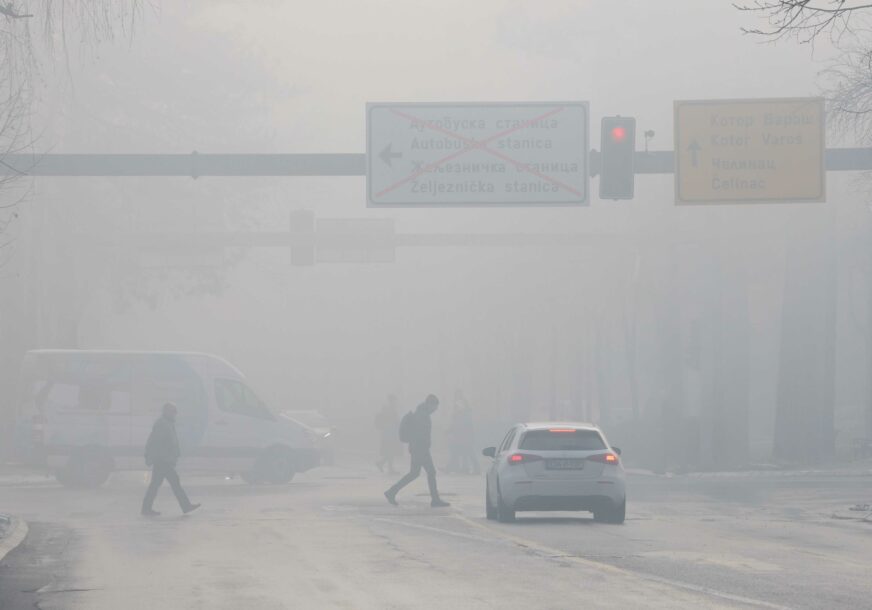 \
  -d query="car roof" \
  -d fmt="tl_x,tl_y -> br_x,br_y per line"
520,422 -> 600,432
